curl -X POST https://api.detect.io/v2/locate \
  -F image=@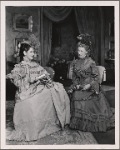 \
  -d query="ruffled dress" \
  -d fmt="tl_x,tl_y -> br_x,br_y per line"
69,57 -> 114,132
6,60 -> 70,141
